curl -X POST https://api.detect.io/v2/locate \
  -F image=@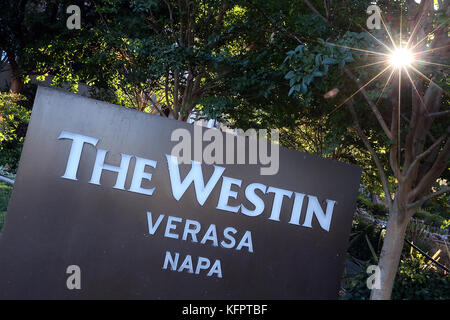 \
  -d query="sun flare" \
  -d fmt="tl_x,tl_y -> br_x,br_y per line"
389,48 -> 414,68
325,9 -> 449,122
